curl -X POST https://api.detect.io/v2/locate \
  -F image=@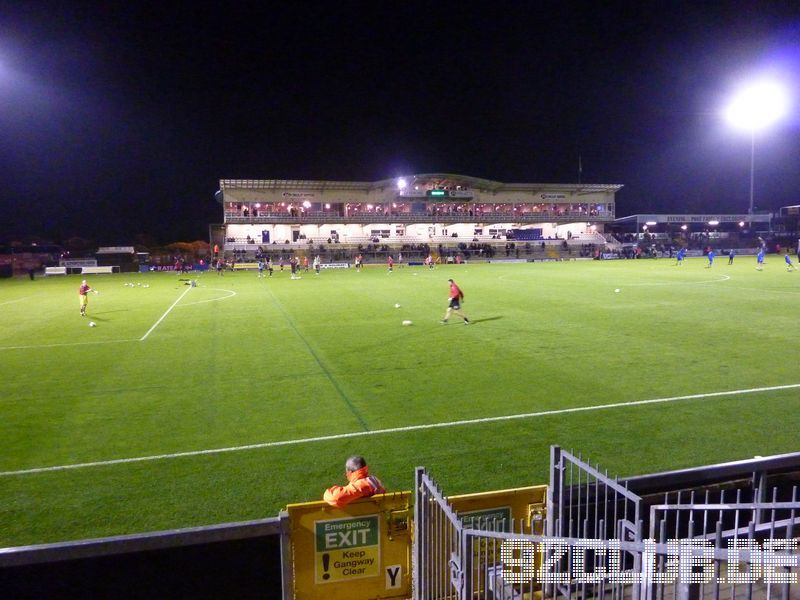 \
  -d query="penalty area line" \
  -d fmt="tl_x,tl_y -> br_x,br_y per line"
139,286 -> 193,341
2,382 -> 799,477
